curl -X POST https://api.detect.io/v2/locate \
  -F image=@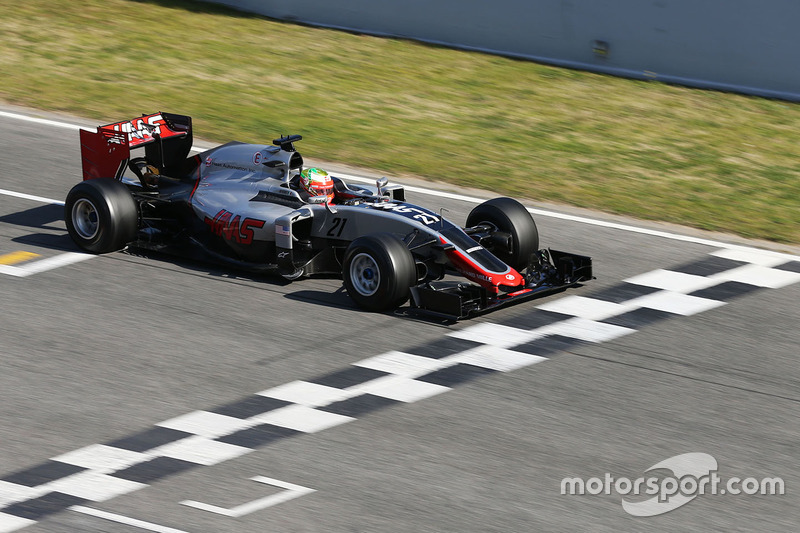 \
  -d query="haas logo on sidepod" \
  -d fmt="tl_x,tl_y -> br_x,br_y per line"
204,209 -> 265,245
